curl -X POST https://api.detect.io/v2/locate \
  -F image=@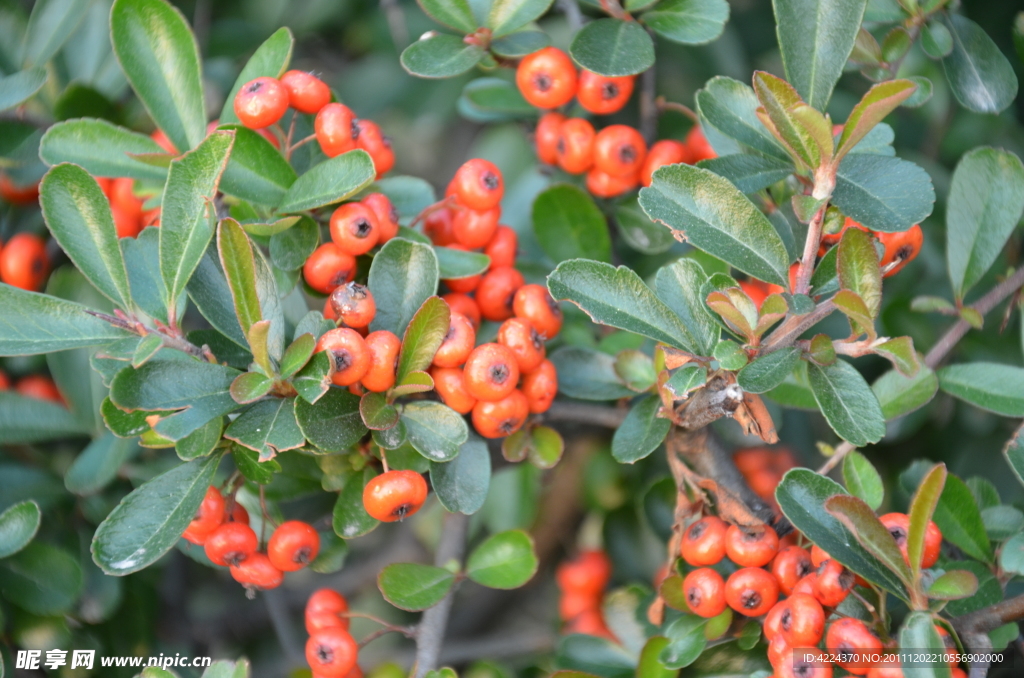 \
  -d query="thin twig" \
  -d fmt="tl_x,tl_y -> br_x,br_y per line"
794,203 -> 828,295
816,441 -> 855,475
412,512 -> 469,678
84,310 -> 216,362
655,97 -> 699,122
760,300 -> 837,353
